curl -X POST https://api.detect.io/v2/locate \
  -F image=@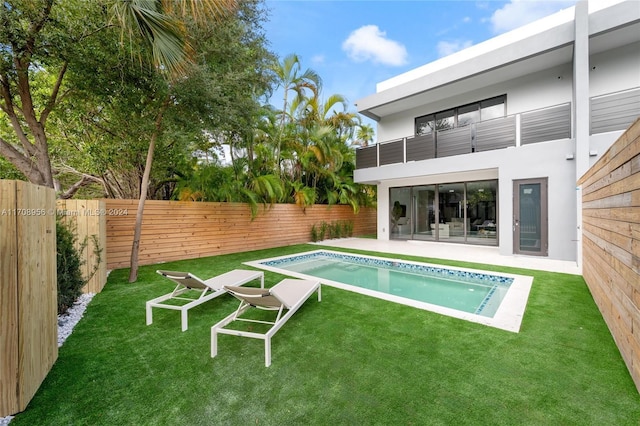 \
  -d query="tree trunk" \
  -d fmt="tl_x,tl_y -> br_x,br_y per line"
0,53 -> 67,190
128,99 -> 170,282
